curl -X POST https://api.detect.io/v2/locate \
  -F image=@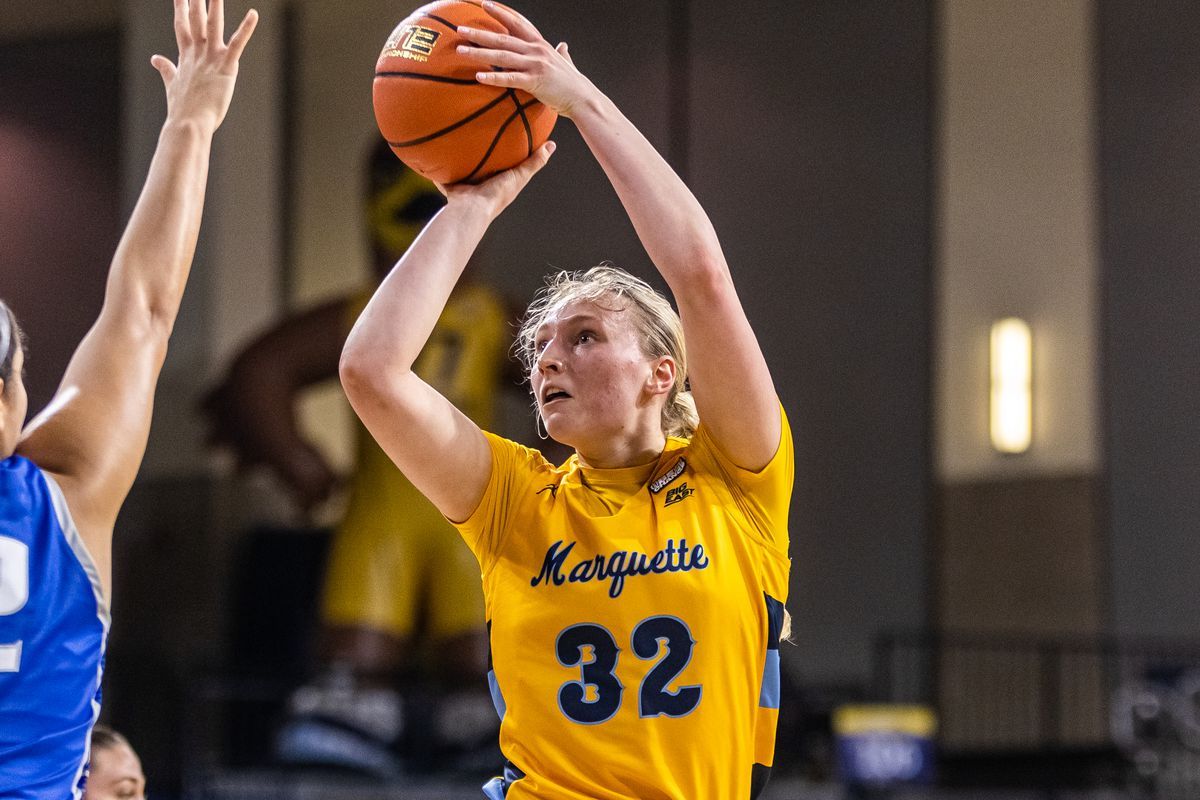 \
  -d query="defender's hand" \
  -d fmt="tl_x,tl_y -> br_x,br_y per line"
151,0 -> 259,132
